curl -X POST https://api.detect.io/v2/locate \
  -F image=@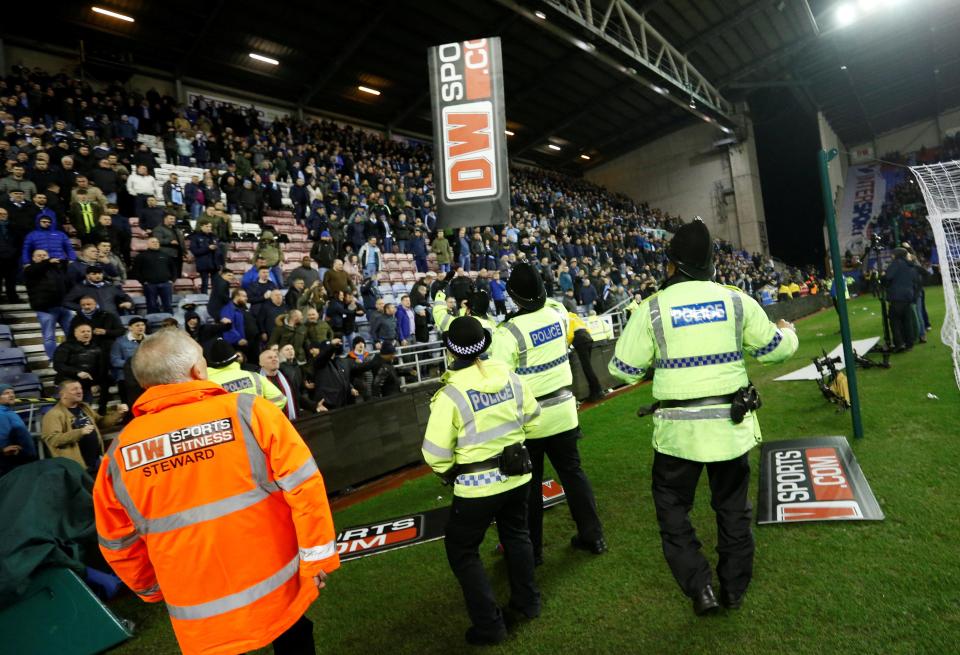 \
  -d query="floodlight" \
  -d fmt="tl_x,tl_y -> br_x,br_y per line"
91,6 -> 134,22
249,53 -> 279,65
836,3 -> 858,27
